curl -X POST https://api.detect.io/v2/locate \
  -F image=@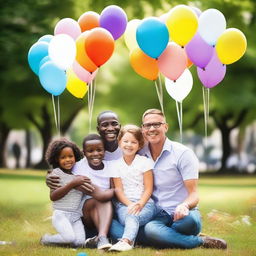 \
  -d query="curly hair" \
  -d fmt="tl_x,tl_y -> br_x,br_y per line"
45,138 -> 83,168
